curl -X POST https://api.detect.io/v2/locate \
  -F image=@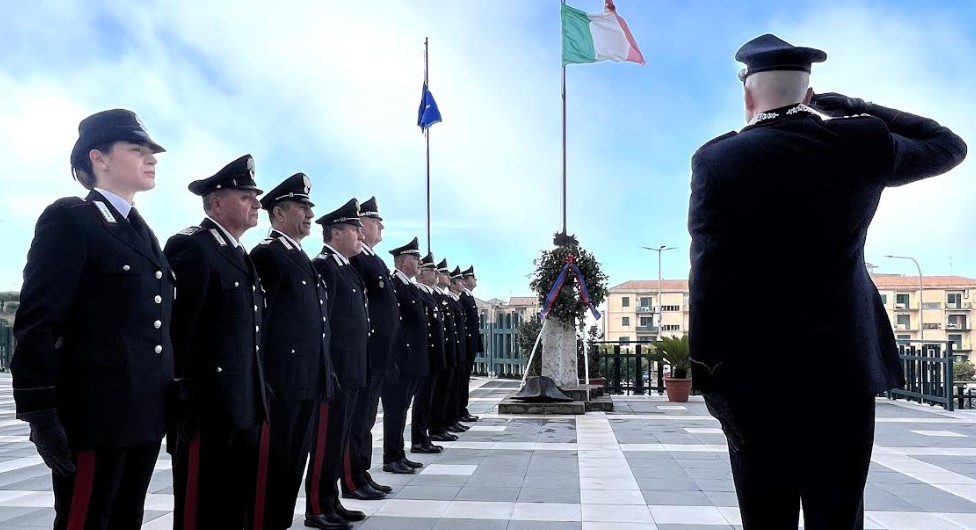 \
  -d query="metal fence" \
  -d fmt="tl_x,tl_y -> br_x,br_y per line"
590,342 -> 667,395
885,340 -> 955,411
0,320 -> 12,372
